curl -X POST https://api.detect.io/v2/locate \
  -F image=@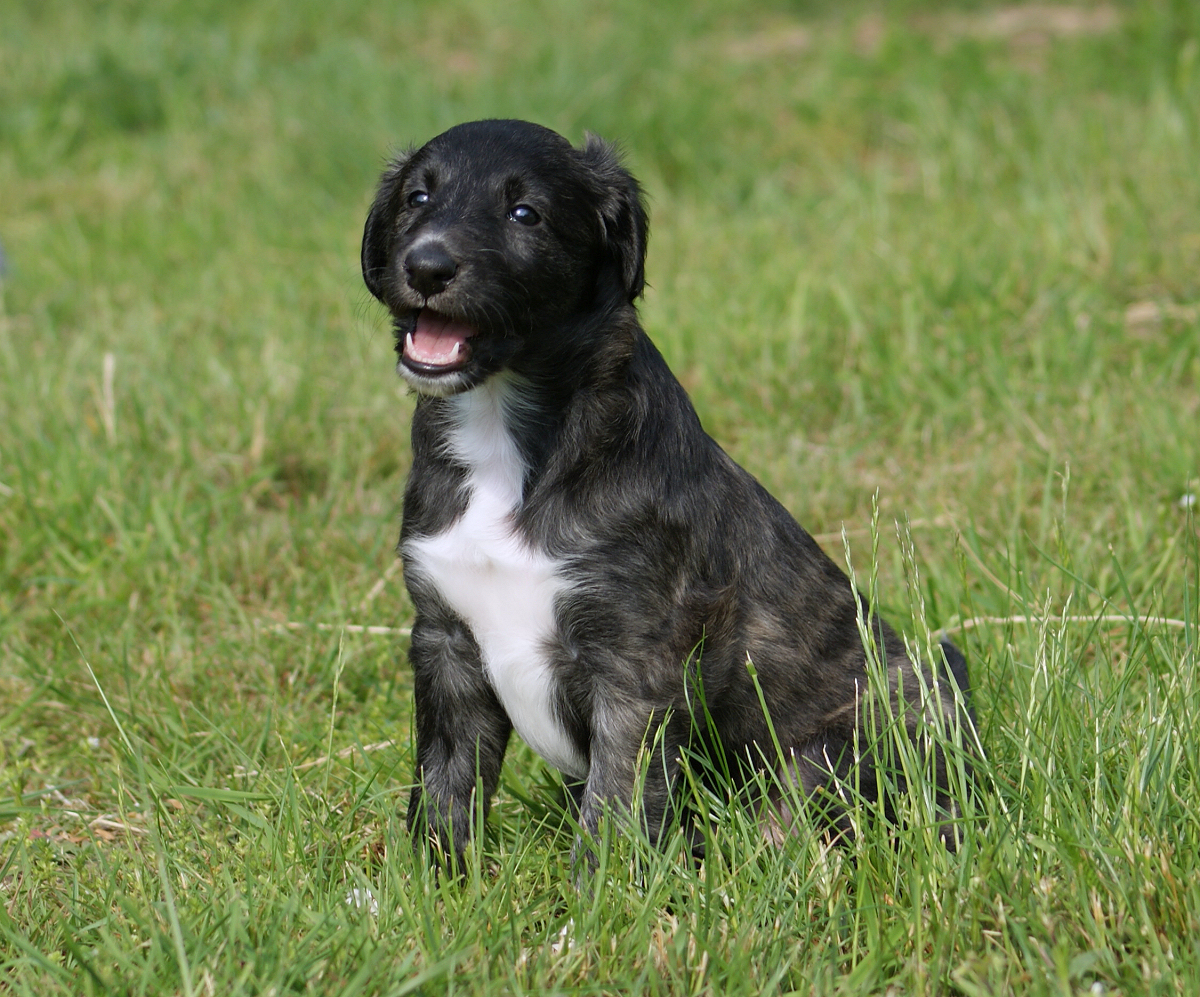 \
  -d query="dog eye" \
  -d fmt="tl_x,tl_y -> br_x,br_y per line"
508,204 -> 540,226
407,190 -> 430,208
